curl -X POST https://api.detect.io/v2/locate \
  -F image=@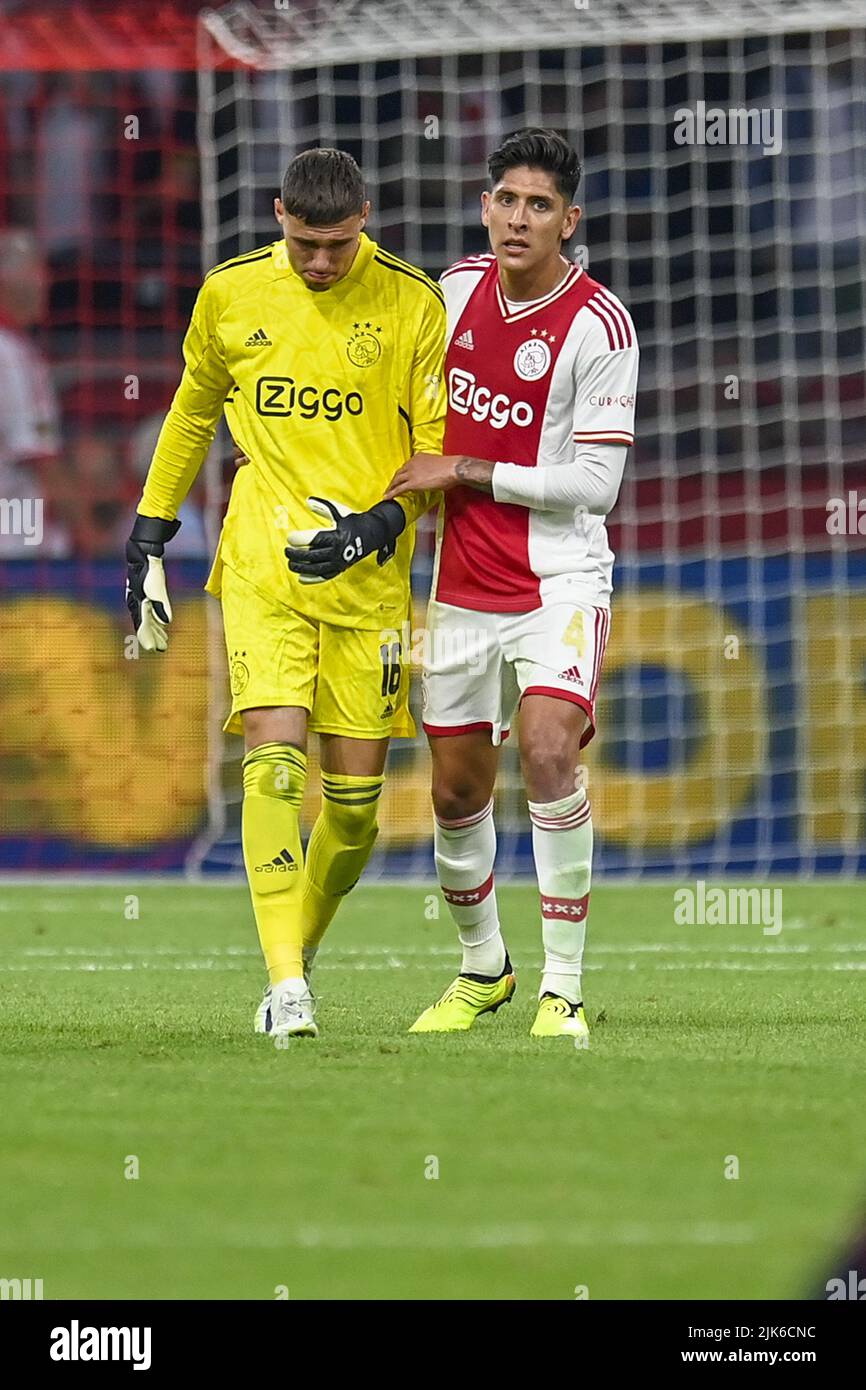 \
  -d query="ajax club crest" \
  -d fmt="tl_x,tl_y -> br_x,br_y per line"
513,334 -> 552,381
346,322 -> 383,367
230,651 -> 250,696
